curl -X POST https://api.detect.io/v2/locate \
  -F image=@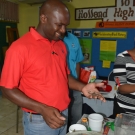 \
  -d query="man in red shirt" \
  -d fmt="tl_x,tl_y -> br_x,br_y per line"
0,0 -> 105,135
